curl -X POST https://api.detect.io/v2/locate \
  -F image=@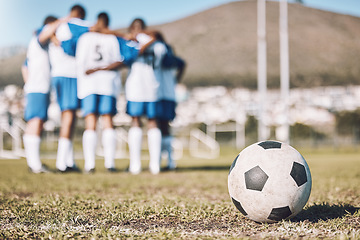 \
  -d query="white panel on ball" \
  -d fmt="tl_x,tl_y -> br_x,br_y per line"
228,140 -> 312,223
